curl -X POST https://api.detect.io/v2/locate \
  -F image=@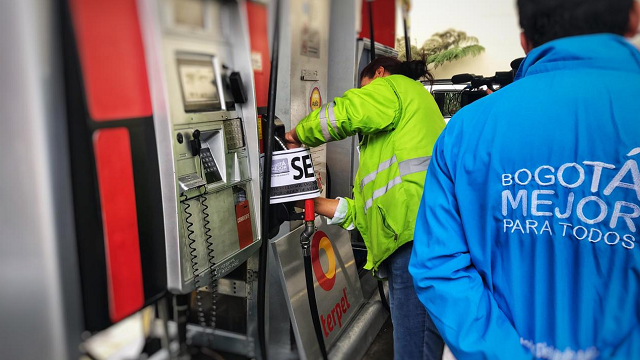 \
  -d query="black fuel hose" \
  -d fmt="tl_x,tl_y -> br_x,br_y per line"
402,4 -> 411,61
300,201 -> 328,360
368,0 -> 376,61
258,0 -> 281,359
377,280 -> 390,313
302,237 -> 329,360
